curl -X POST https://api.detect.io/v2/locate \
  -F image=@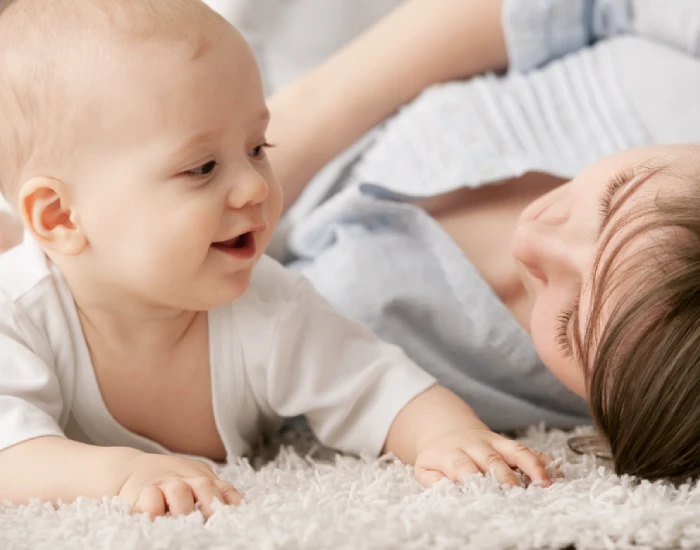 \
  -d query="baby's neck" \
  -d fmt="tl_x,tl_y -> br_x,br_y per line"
60,268 -> 203,357
75,300 -> 201,357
